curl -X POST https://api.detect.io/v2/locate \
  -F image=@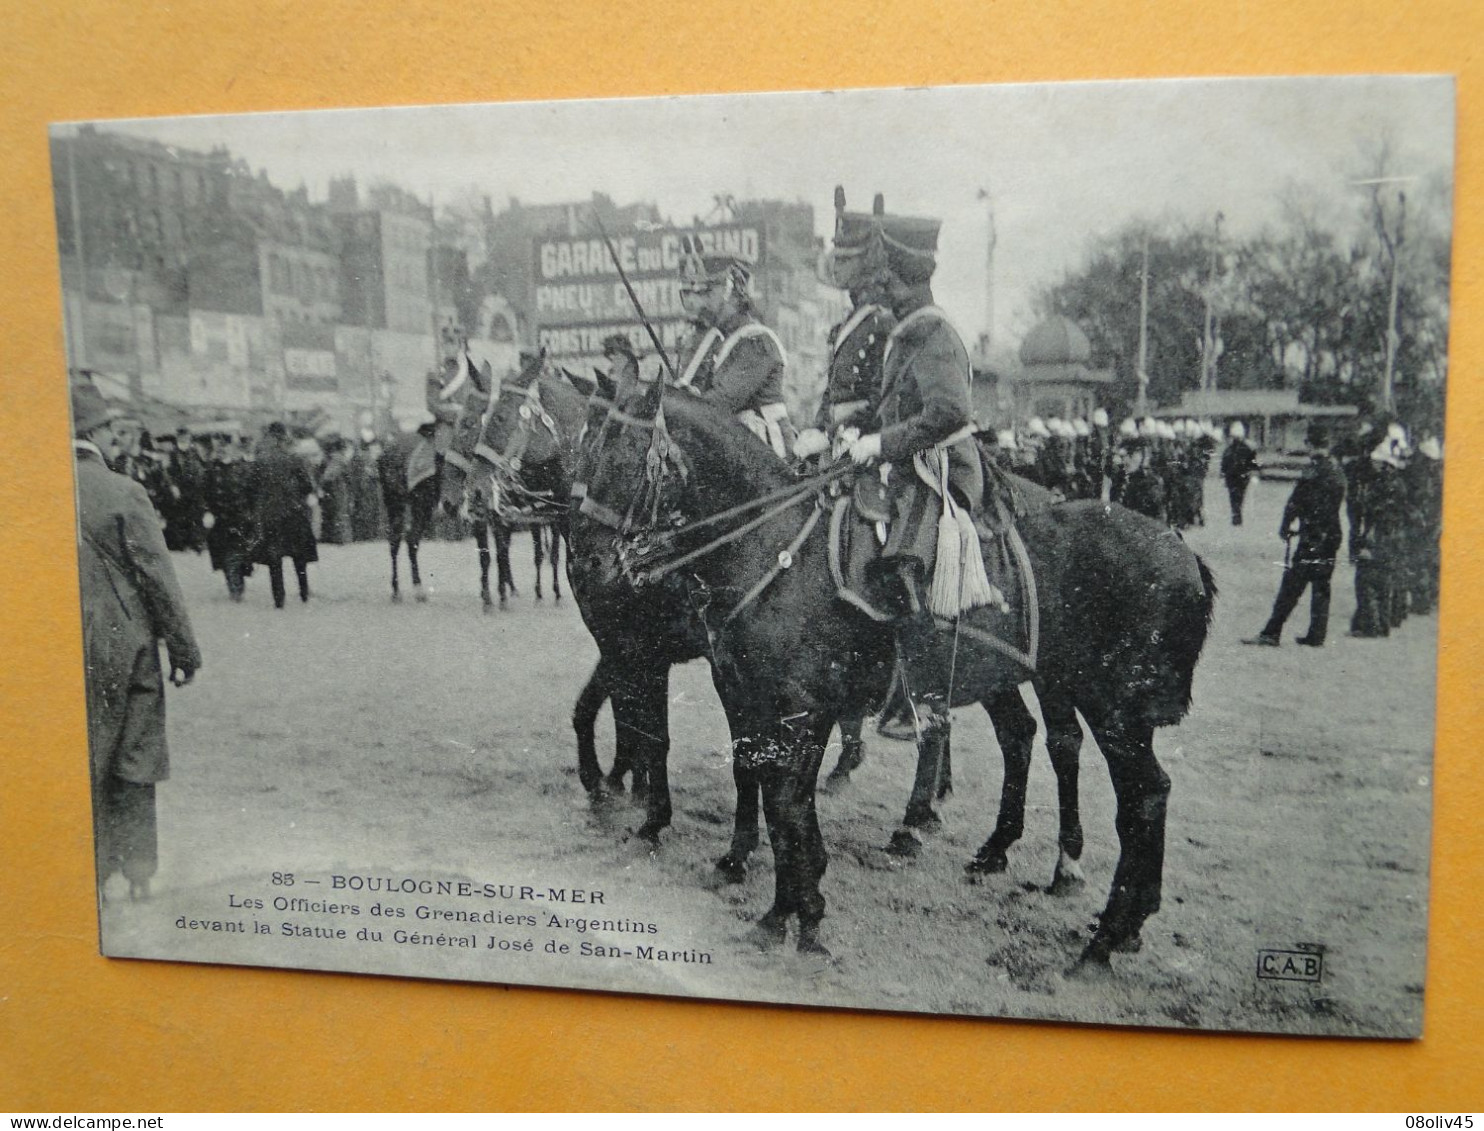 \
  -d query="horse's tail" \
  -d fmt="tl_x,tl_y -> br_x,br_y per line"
1156,552 -> 1217,724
